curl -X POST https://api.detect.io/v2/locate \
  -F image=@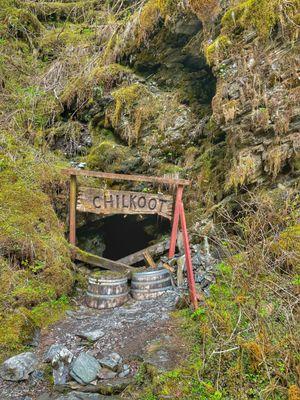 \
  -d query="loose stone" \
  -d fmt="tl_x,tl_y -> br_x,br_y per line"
52,347 -> 74,385
97,368 -> 117,380
98,353 -> 122,372
76,330 -> 105,342
44,344 -> 68,363
70,353 -> 101,385
0,352 -> 38,381
118,364 -> 130,378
